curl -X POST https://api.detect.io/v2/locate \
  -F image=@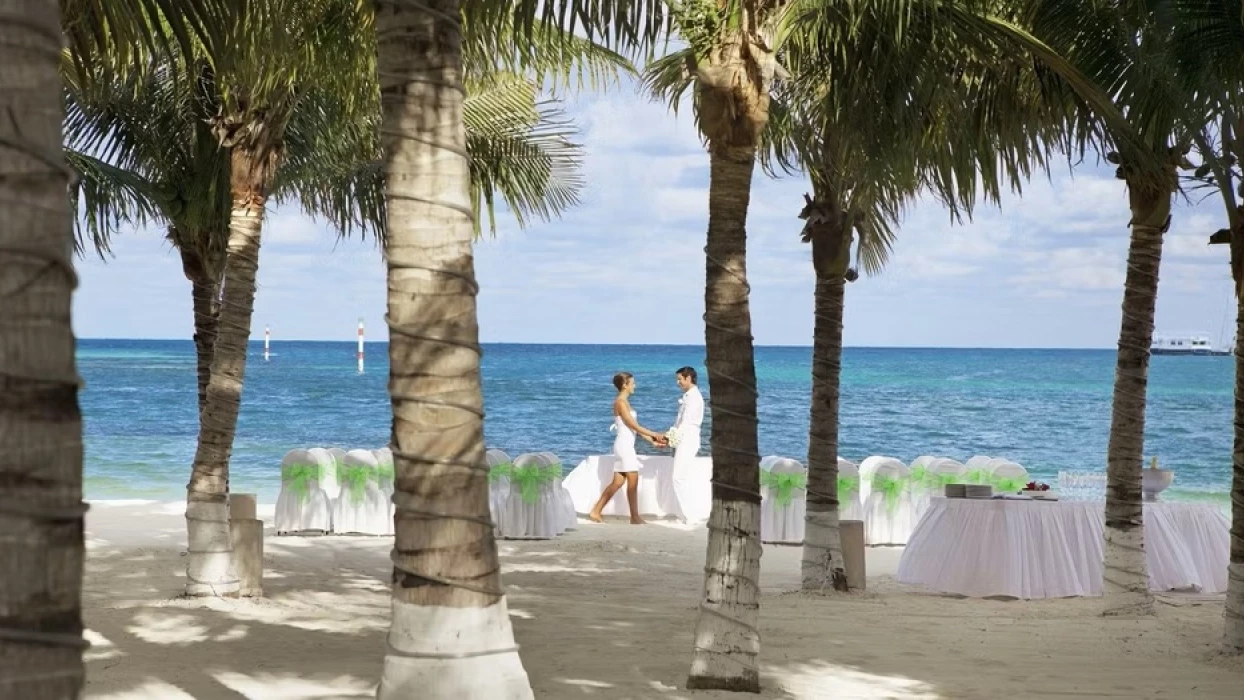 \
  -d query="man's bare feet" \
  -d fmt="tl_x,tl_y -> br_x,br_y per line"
588,512 -> 604,523
630,517 -> 646,525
